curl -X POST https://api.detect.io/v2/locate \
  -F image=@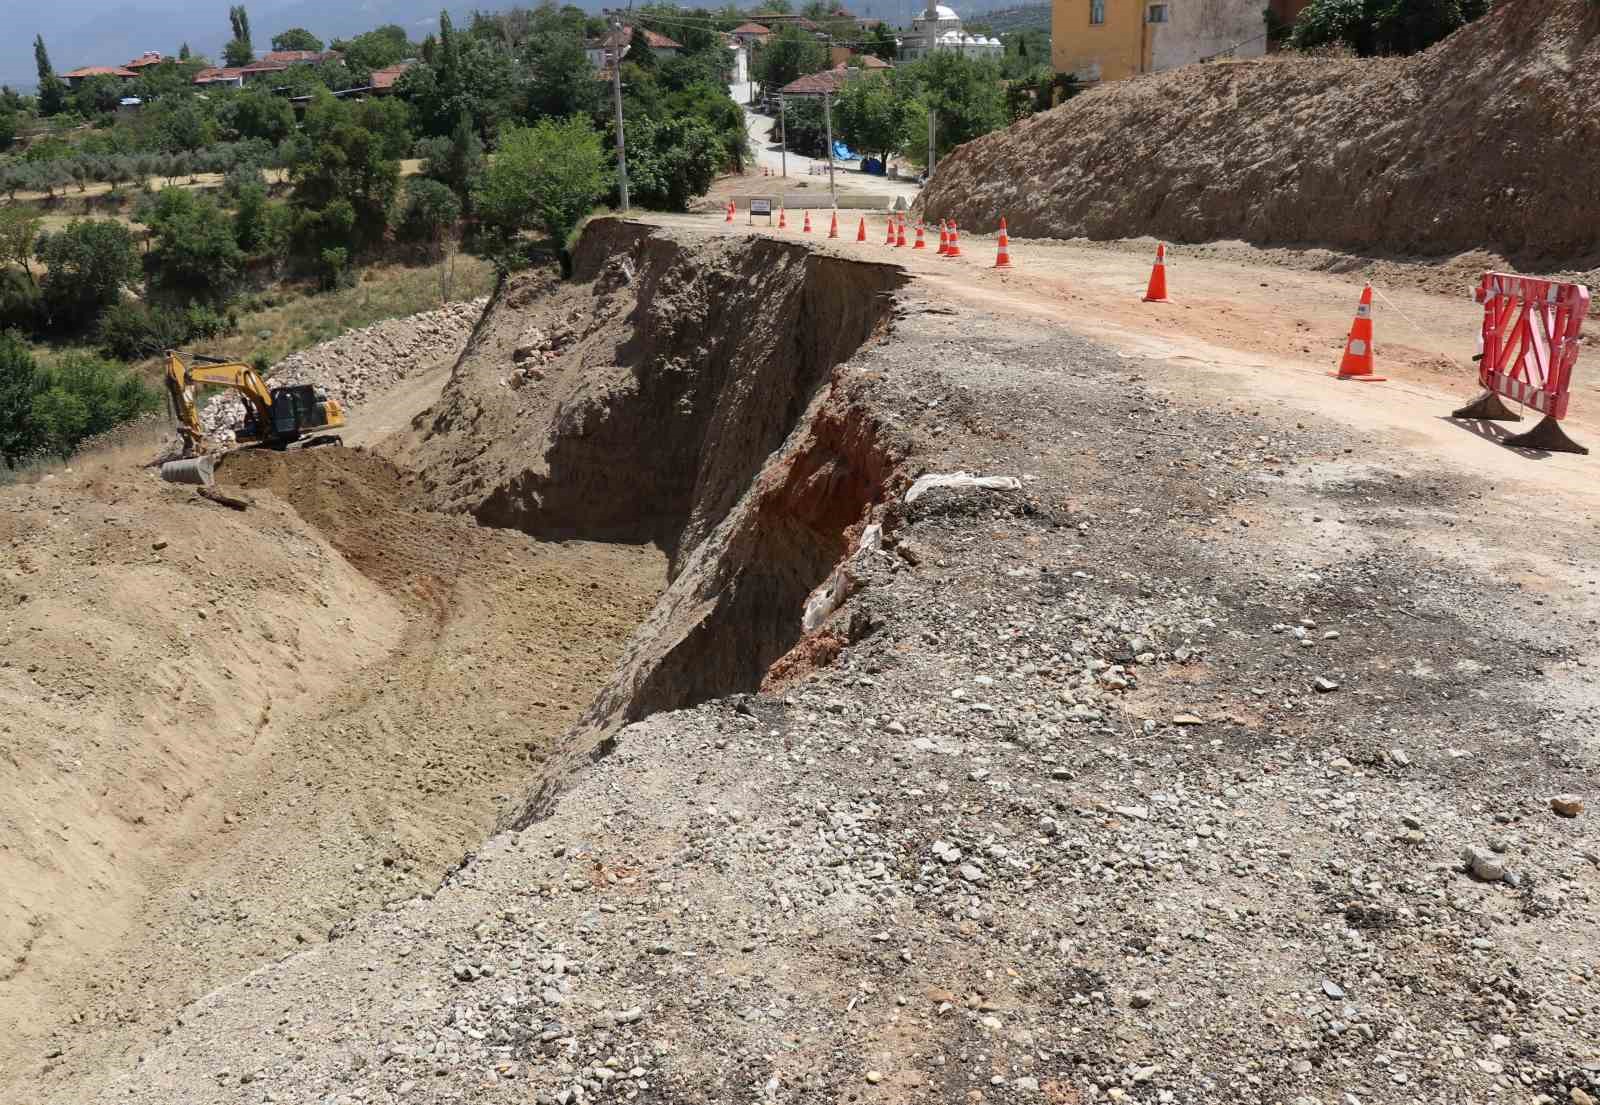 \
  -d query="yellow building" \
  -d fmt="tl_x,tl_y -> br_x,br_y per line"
1052,0 -> 1267,84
